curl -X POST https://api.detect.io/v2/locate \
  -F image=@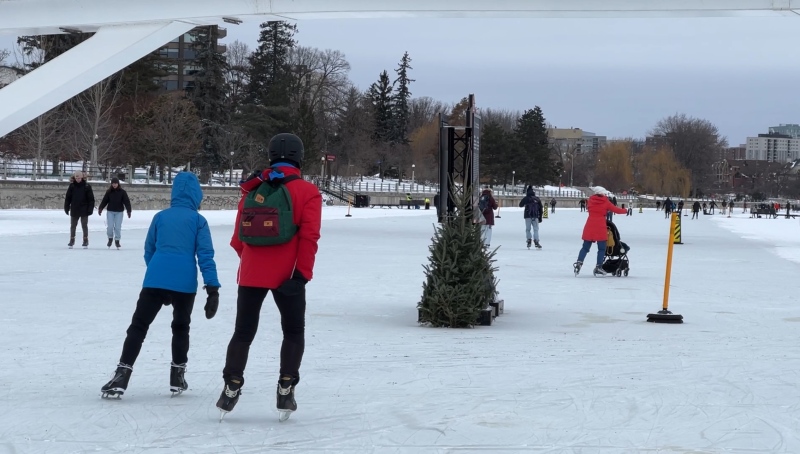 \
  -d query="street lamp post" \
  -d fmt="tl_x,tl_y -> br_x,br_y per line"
512,170 -> 515,195
411,164 -> 415,192
229,151 -> 234,186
